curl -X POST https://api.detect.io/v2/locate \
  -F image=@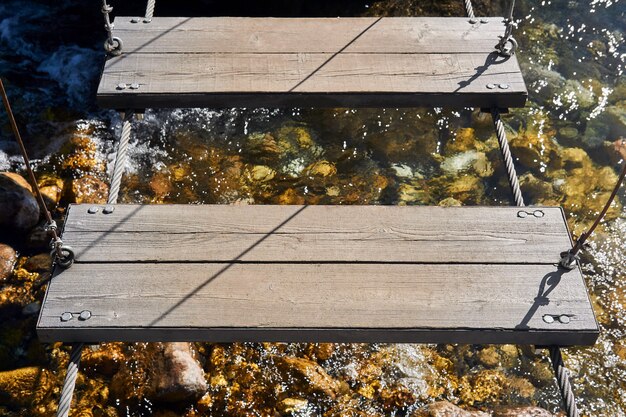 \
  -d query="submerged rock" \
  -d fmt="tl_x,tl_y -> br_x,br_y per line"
0,172 -> 40,233
0,244 -> 17,281
411,401 -> 489,417
275,355 -> 340,399
68,175 -> 109,204
0,366 -> 57,410
493,406 -> 557,416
